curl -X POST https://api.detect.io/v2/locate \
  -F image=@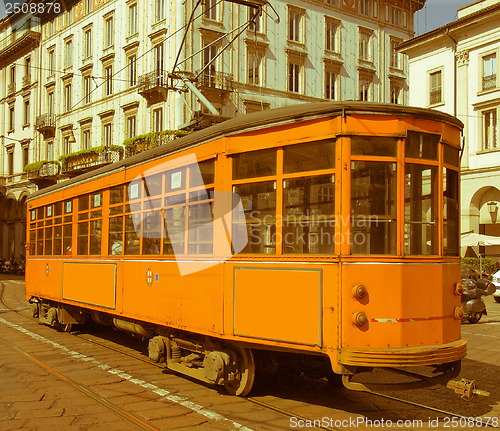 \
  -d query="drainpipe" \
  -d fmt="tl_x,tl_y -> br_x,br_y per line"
444,28 -> 457,118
